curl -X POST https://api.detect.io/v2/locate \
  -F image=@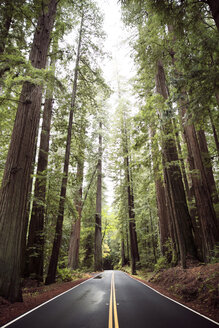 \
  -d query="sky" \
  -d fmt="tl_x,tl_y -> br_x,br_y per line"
96,0 -> 136,91
95,0 -> 136,206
